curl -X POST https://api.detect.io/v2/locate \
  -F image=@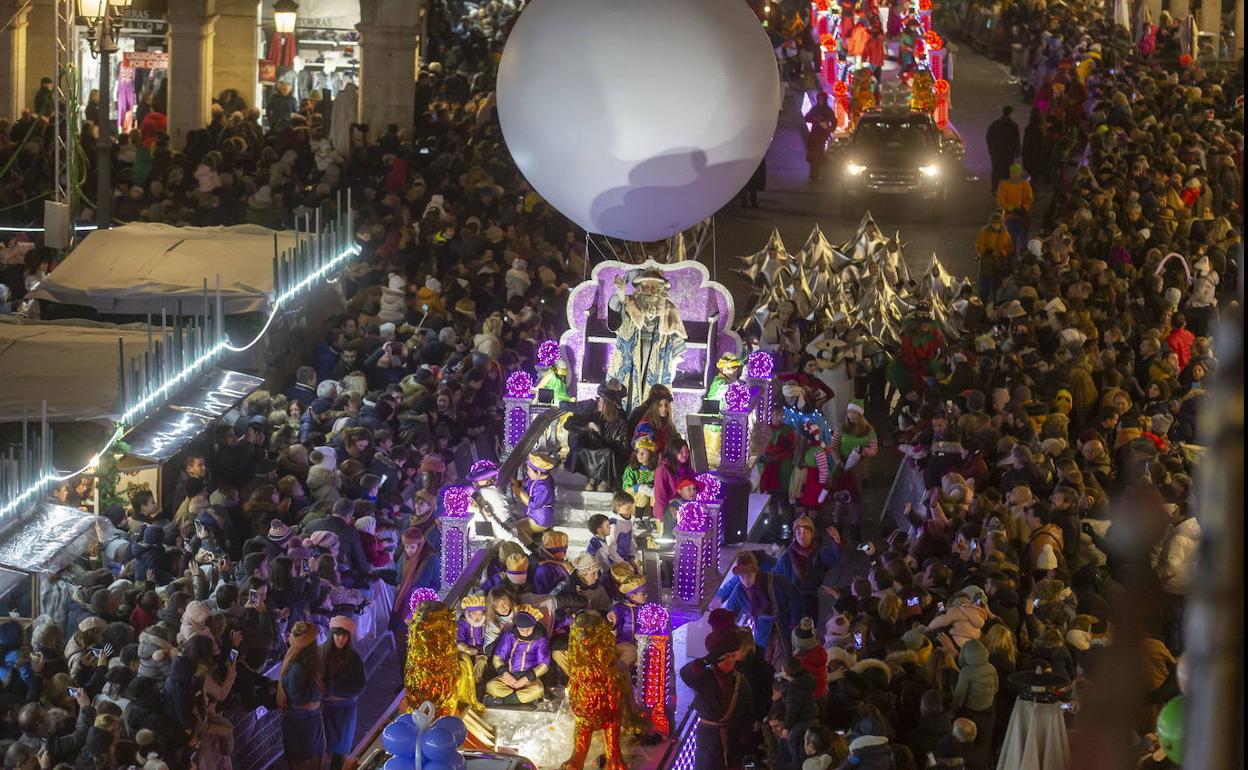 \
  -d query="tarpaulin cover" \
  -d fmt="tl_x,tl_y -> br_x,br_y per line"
0,317 -> 158,423
28,223 -> 299,315
0,503 -> 106,574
